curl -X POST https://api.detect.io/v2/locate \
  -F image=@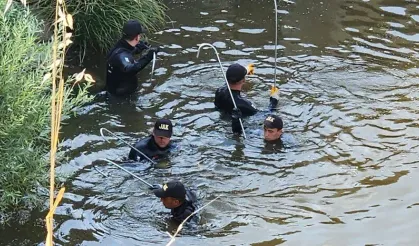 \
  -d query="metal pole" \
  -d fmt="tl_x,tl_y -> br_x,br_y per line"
149,52 -> 156,83
274,0 -> 278,89
99,128 -> 157,165
196,43 -> 247,139
99,158 -> 154,188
